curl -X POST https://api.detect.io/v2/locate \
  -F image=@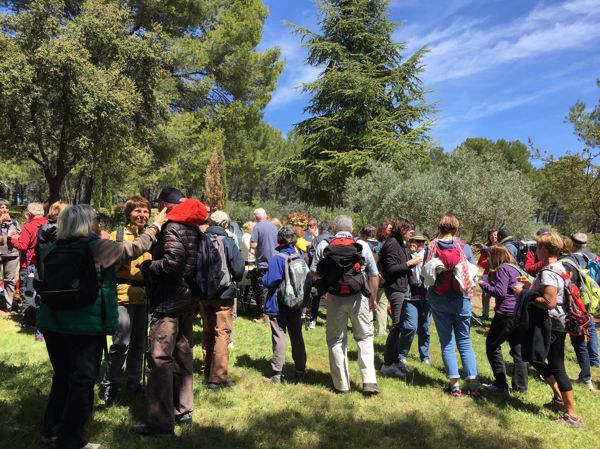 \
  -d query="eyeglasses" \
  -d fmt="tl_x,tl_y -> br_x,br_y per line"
308,223 -> 317,228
